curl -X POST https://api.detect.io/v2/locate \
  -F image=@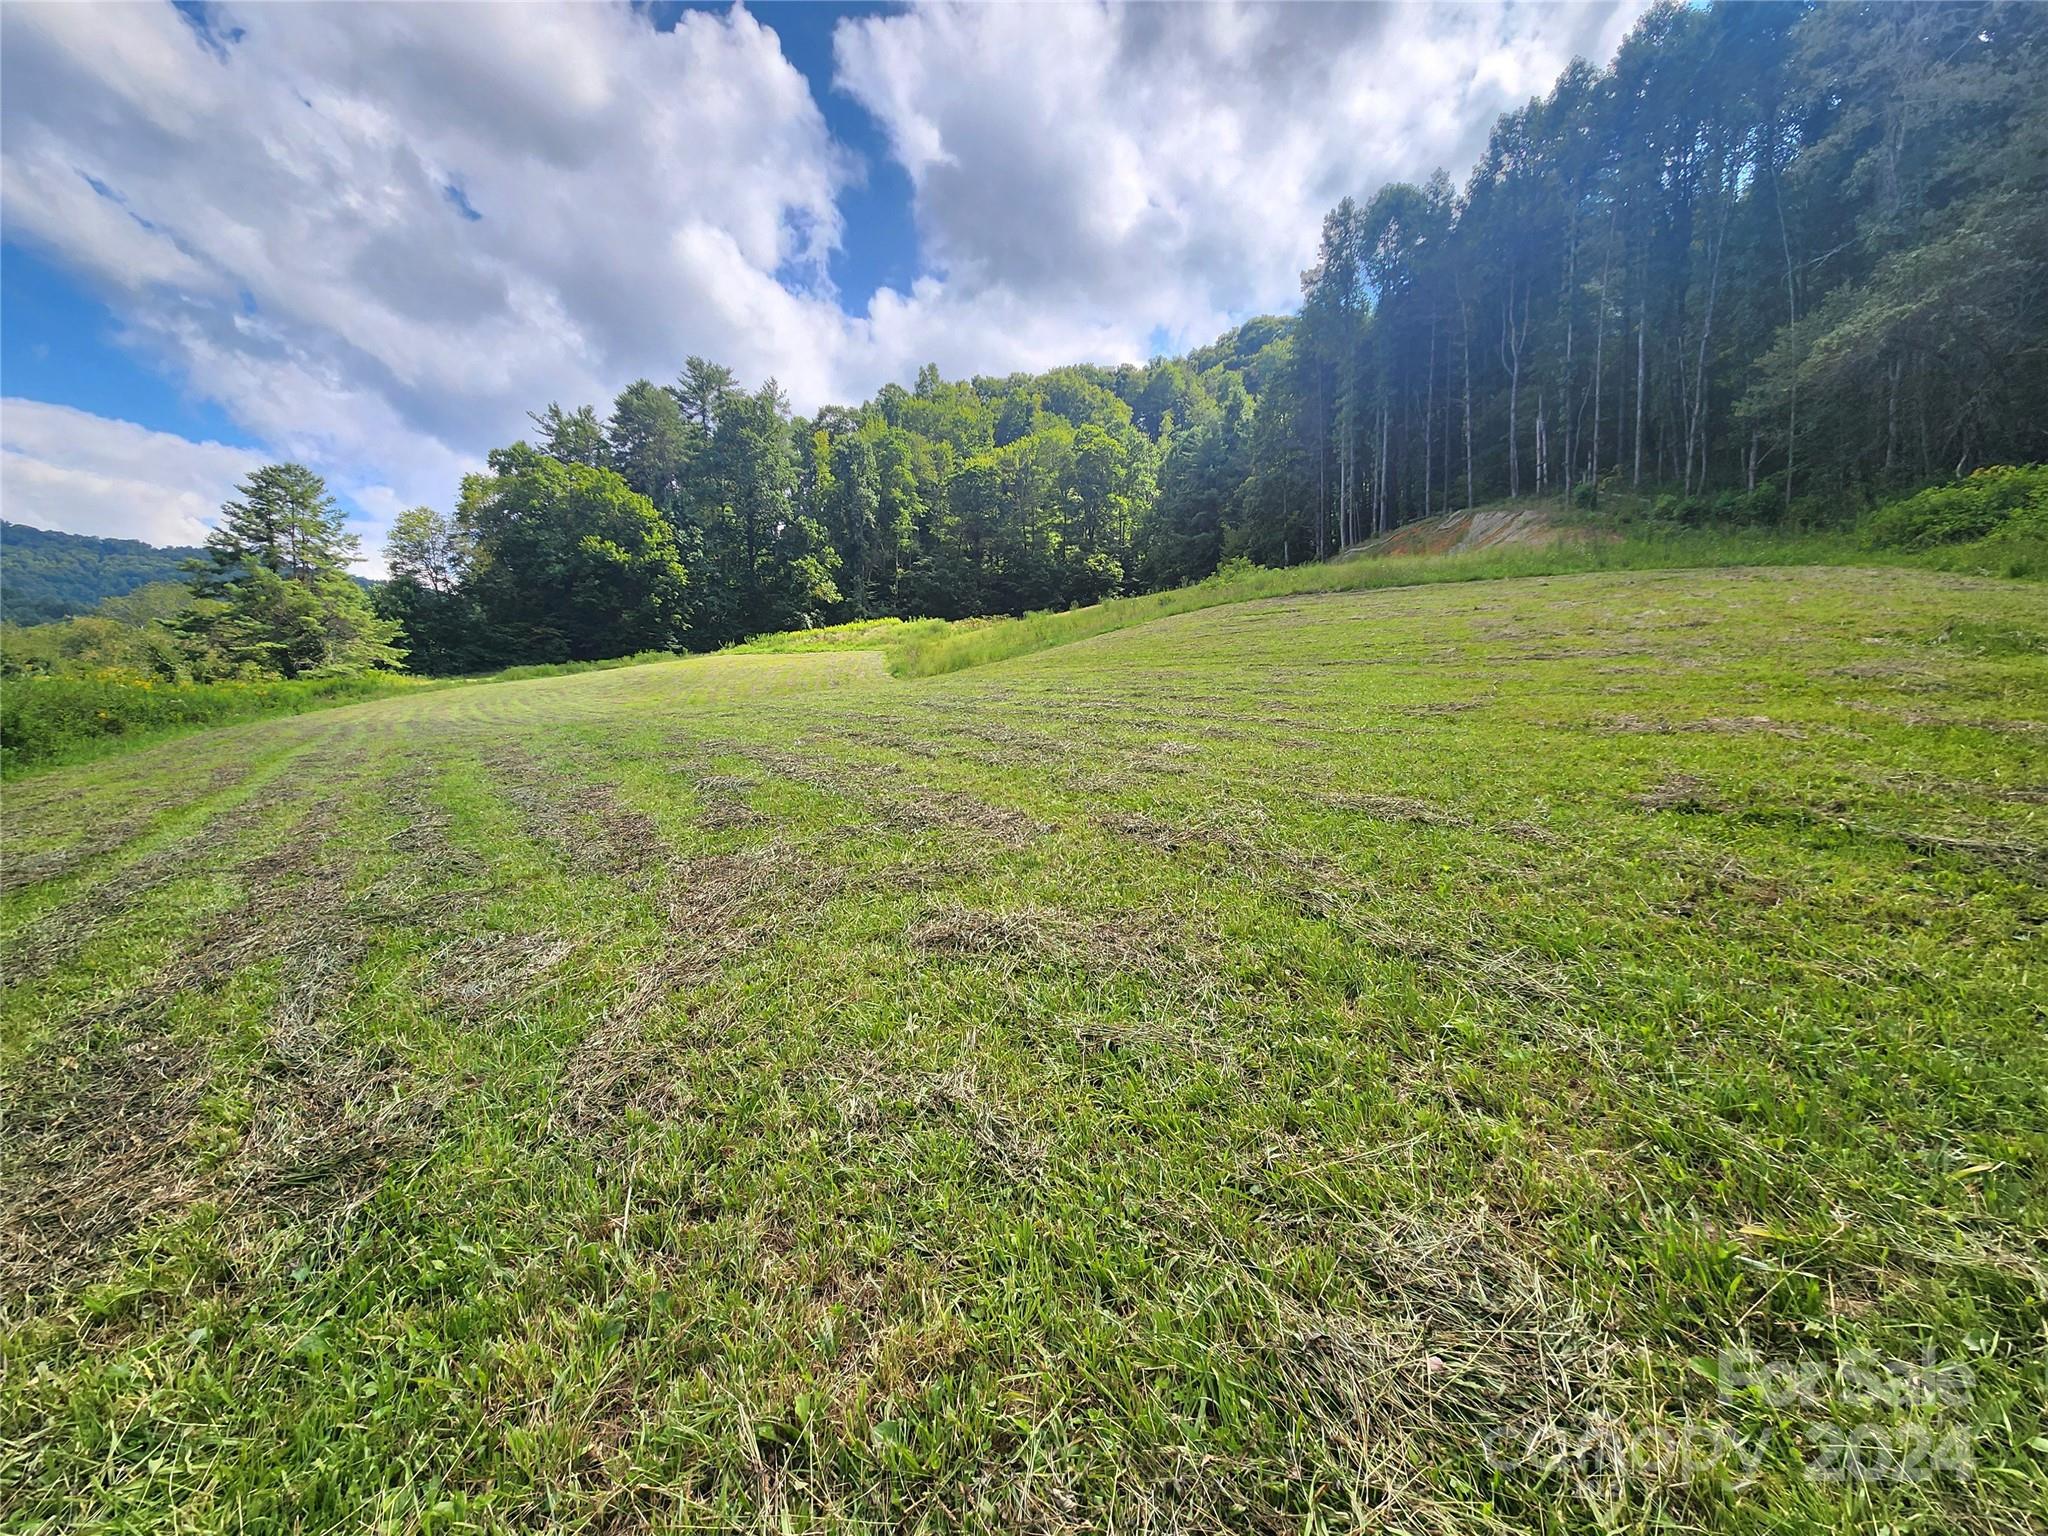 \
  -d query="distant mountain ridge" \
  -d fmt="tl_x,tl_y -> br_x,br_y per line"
0,521 -> 204,625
